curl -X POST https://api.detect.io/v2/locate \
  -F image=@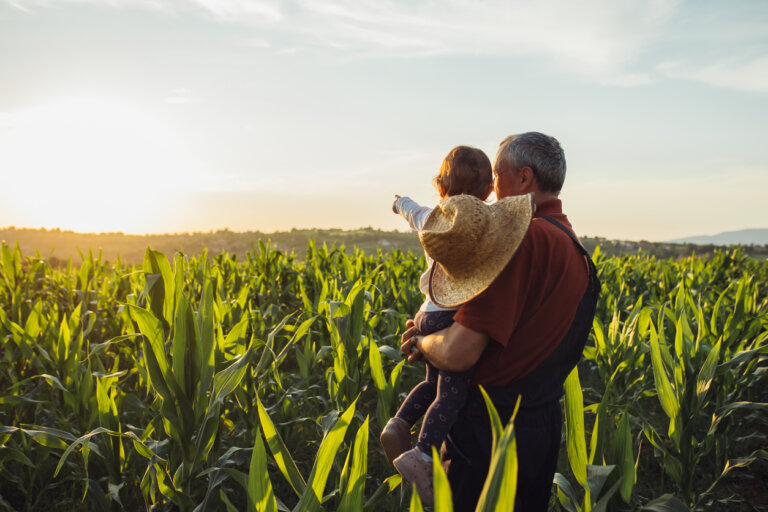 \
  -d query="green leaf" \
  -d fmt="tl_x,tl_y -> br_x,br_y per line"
0,446 -> 34,467
154,462 -> 189,507
55,427 -> 110,476
142,337 -> 174,404
368,339 -> 391,429
612,412 -> 635,503
554,473 -> 580,512
143,248 -> 175,325
292,399 -> 357,512
338,417 -> 369,512
197,279 -> 216,395
649,323 -> 681,444
475,421 -> 518,512
586,464 -> 616,502
719,335 -> 768,367
1,242 -> 16,288
256,397 -> 307,496
592,479 -> 621,512
88,334 -> 141,358
409,484 -> 425,512
129,305 -> 169,376
432,446 -> 453,511
703,449 -> 768,497
273,316 -> 314,371
223,313 -> 251,353
254,315 -> 292,376
696,340 -> 721,405
479,386 -> 504,459
369,338 -> 387,394
248,426 -> 277,512
707,402 -> 768,437
344,281 -> 367,348
172,294 -> 193,398
640,494 -> 689,512
363,475 -> 402,512
212,345 -> 253,406
19,425 -> 76,450
564,367 -> 589,490
220,489 -> 240,512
